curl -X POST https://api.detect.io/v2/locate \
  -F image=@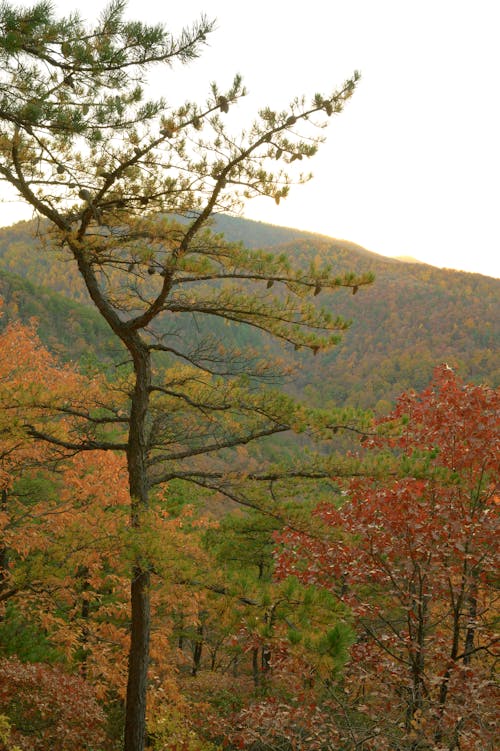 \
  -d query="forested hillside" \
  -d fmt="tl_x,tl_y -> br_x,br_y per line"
0,269 -> 122,365
1,216 -> 498,410
210,216 -> 500,407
